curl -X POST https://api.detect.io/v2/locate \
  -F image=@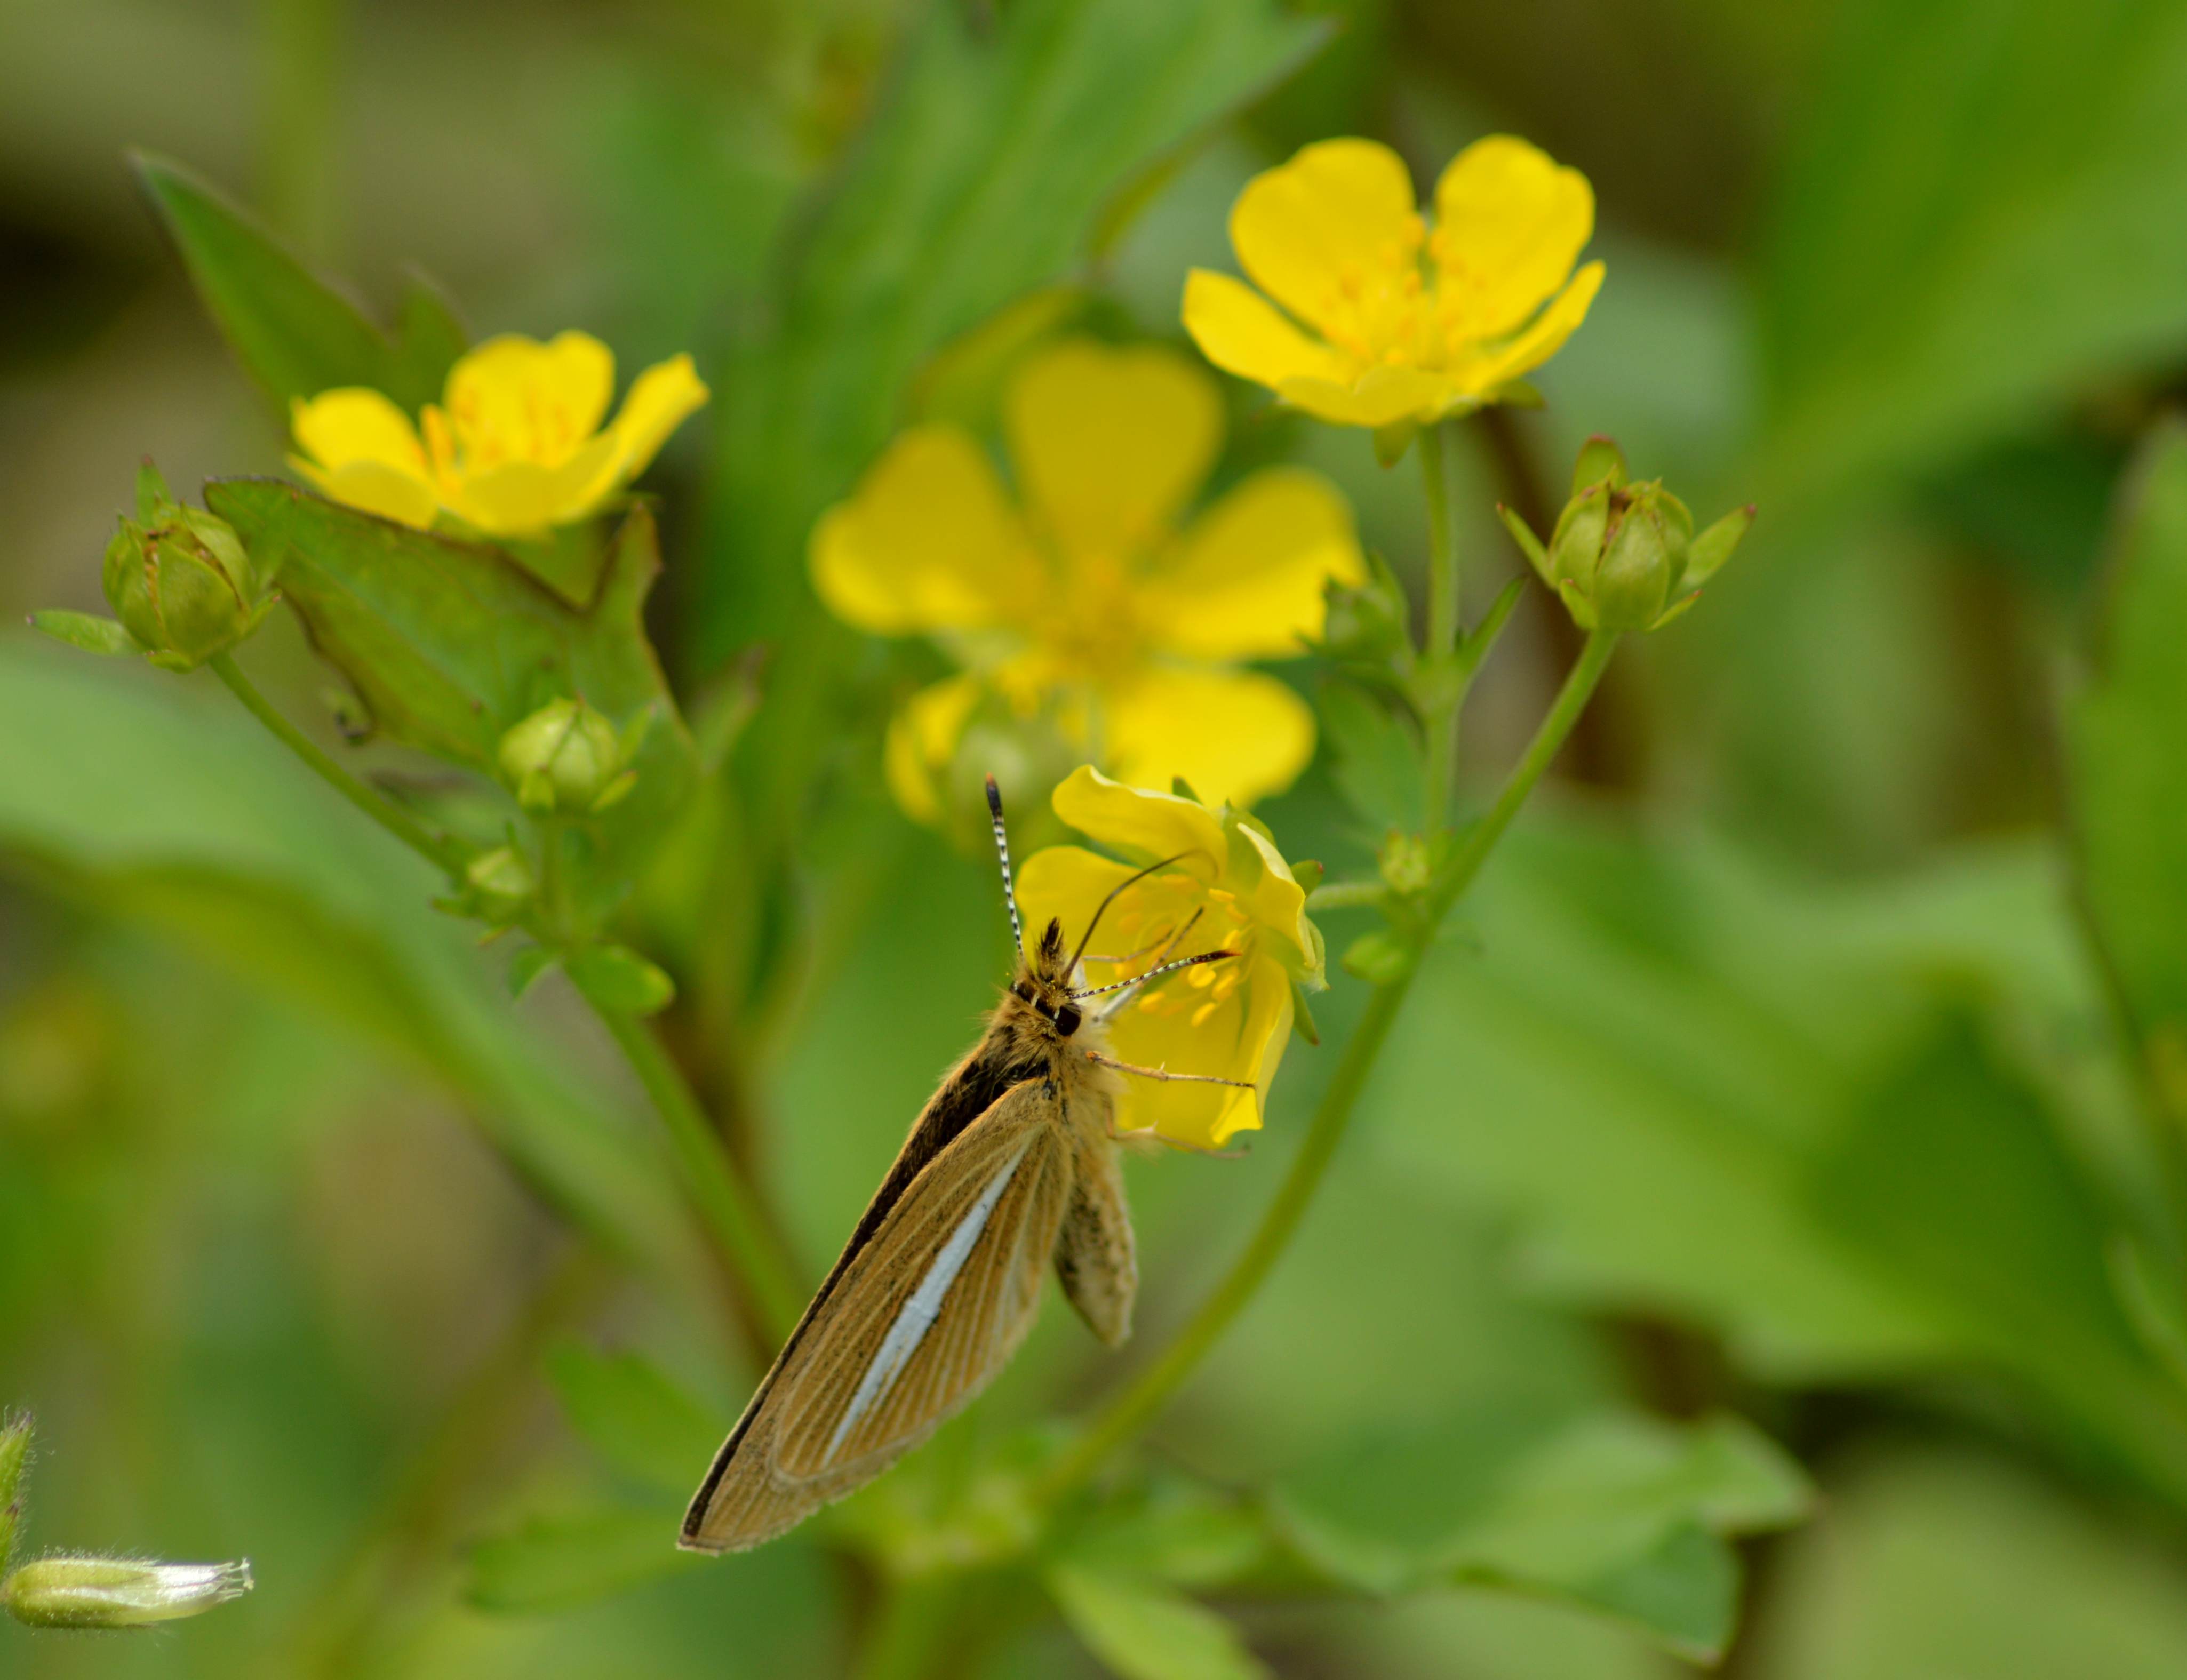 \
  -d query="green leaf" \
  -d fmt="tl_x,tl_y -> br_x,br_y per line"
204,483 -> 699,913
0,643 -> 708,1297
1341,931 -> 1409,986
1272,1407 -> 1805,1659
543,1339 -> 729,1498
1805,1013 -> 2187,1505
1318,680 -> 1423,835
1758,0 -> 2187,506
507,946 -> 558,1000
566,945 -> 677,1015
27,611 -> 139,658
464,1507 -> 703,1614
701,0 -> 1331,656
1755,1449 -> 2187,1679
1045,1563 -> 1269,1680
132,152 -> 458,419
1061,1476 -> 1270,1593
2067,421 -> 2187,1105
